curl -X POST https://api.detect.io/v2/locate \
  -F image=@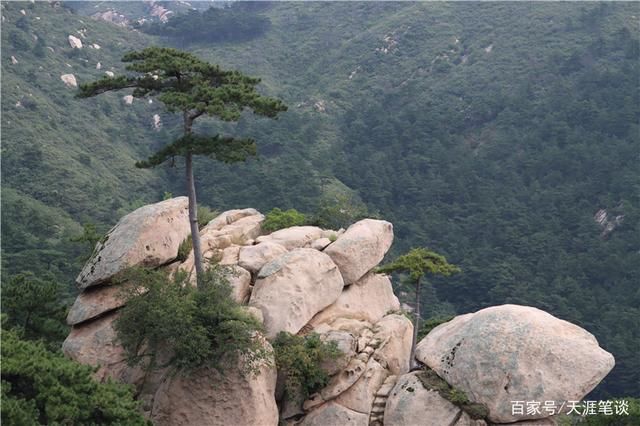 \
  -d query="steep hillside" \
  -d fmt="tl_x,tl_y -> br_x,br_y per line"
1,1 -> 638,397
